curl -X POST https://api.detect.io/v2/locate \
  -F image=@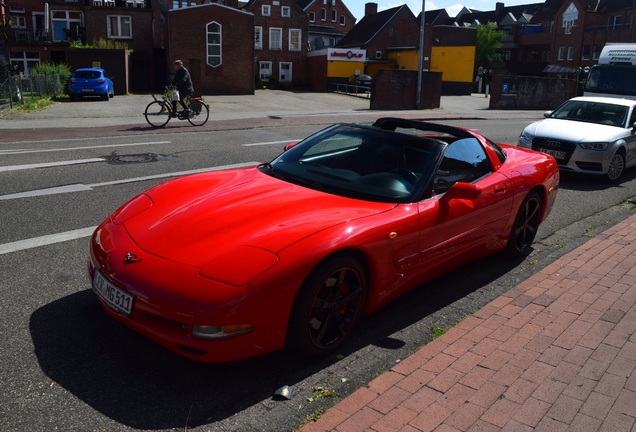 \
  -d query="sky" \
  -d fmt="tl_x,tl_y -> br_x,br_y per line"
346,0 -> 535,22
